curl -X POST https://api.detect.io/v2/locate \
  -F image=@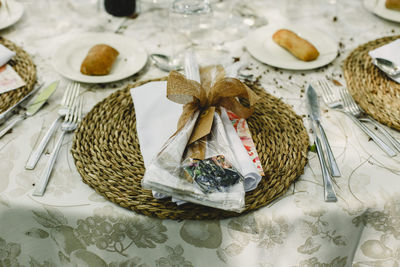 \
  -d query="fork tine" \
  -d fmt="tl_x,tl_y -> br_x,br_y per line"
345,90 -> 362,113
74,83 -> 81,99
66,83 -> 80,108
78,98 -> 83,123
341,89 -> 358,114
66,84 -> 81,121
72,98 -> 81,123
61,83 -> 73,106
339,88 -> 350,110
318,80 -> 333,104
64,84 -> 74,108
66,96 -> 77,122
